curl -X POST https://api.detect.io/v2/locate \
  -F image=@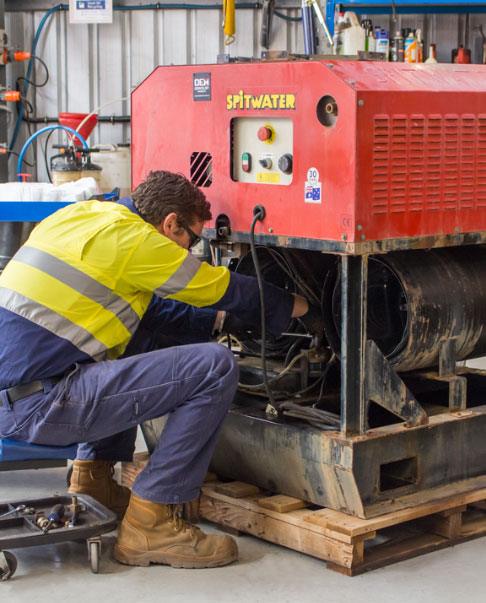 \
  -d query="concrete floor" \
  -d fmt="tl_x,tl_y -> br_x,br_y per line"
1,459 -> 486,603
